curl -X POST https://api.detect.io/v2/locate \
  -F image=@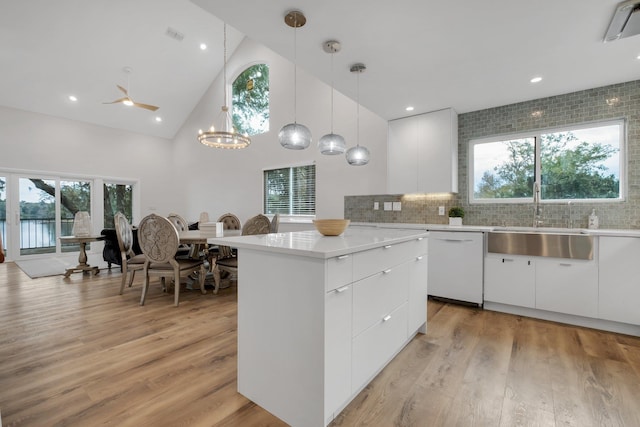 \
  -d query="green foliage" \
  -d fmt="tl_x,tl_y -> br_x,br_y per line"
476,131 -> 619,200
232,64 -> 269,136
448,206 -> 465,218
104,183 -> 133,228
